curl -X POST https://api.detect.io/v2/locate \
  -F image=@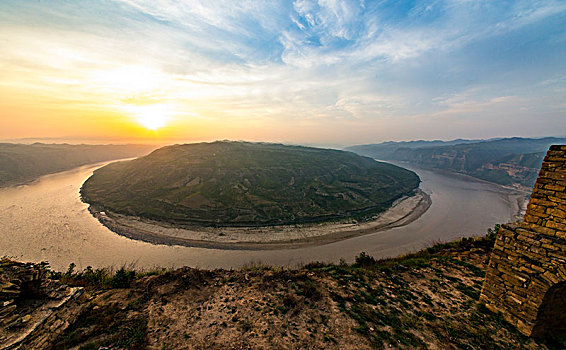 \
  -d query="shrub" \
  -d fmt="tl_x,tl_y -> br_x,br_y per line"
355,252 -> 377,267
486,224 -> 501,243
300,280 -> 322,301
111,268 -> 135,288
